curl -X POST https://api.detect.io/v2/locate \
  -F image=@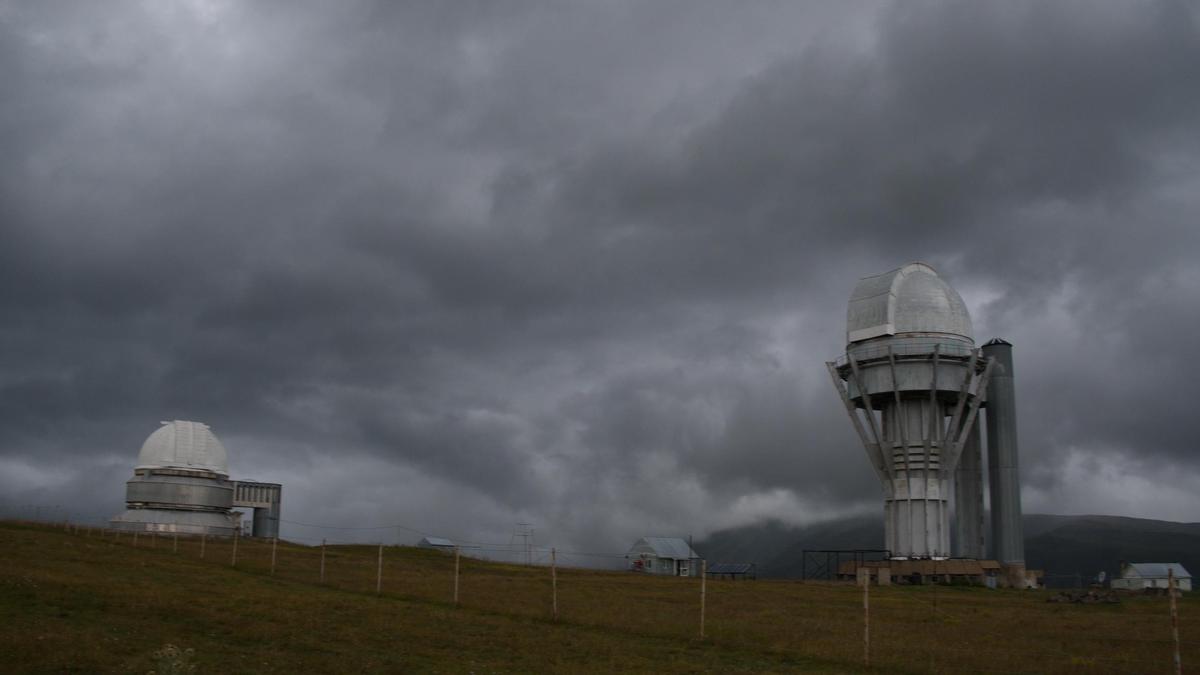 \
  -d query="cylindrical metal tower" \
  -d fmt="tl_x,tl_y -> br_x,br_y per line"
828,263 -> 993,559
983,338 -> 1025,565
